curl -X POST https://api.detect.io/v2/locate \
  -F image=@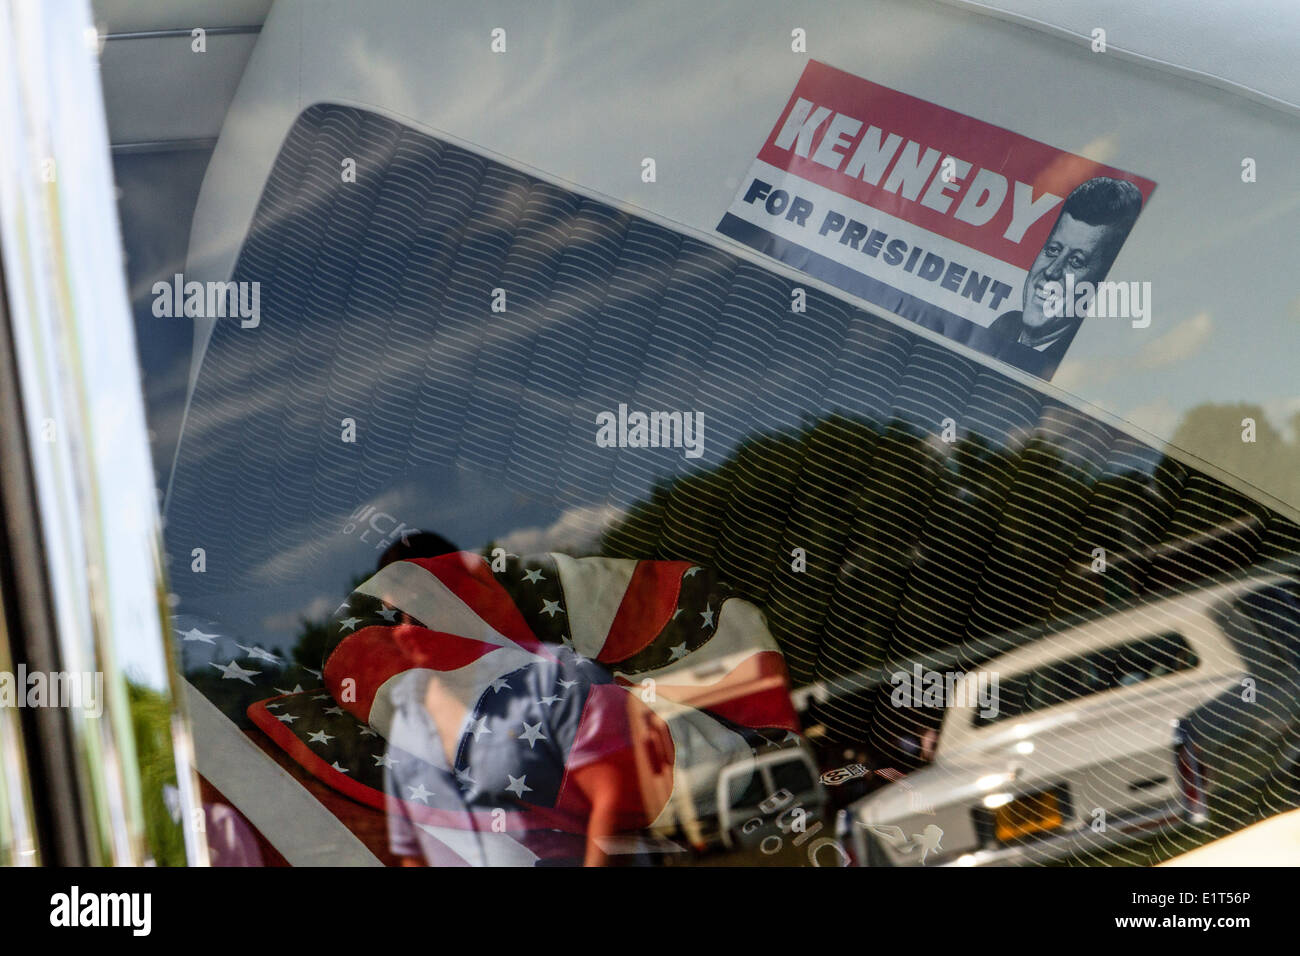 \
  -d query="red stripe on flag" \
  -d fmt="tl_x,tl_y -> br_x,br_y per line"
703,681 -> 800,734
633,650 -> 801,733
598,560 -> 692,664
247,695 -> 579,833
410,552 -> 554,659
249,694 -> 405,810
323,623 -> 499,724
